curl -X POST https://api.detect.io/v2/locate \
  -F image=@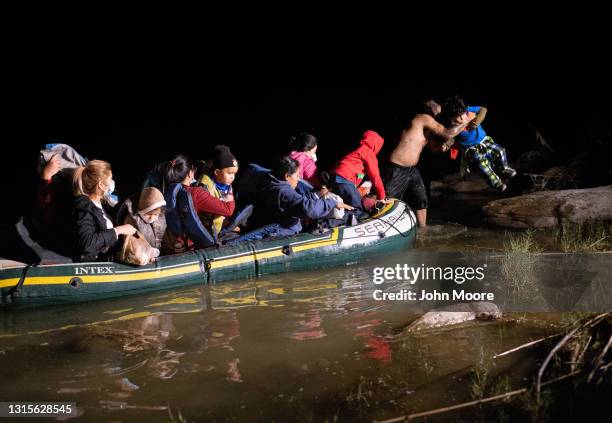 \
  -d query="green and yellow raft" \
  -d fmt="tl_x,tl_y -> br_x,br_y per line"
0,200 -> 416,308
